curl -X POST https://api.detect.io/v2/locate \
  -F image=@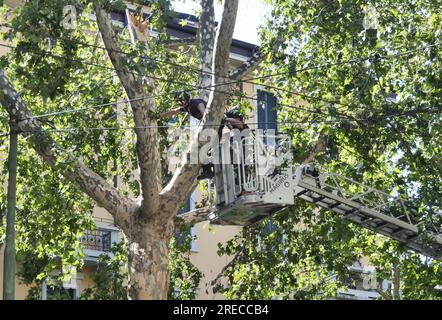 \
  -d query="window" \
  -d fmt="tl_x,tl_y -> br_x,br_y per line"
45,286 -> 76,300
190,226 -> 197,252
176,195 -> 198,252
41,274 -> 82,300
257,90 -> 278,132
